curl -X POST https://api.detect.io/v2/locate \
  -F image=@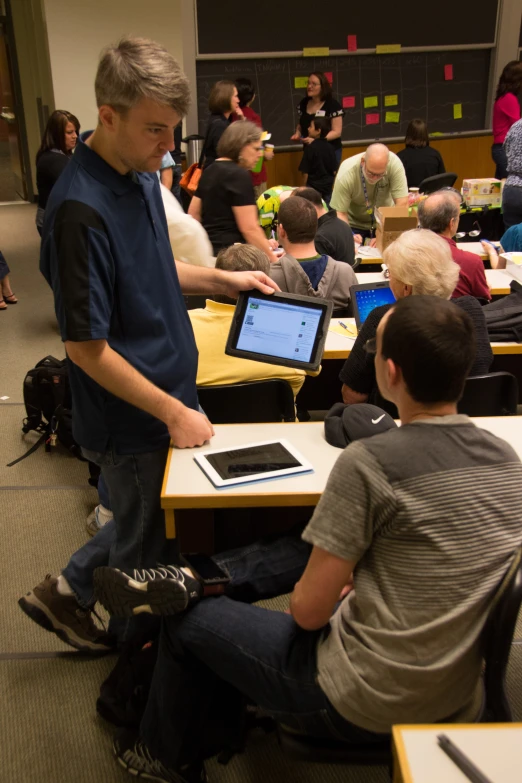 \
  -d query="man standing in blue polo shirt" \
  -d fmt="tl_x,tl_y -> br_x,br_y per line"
18,37 -> 277,652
